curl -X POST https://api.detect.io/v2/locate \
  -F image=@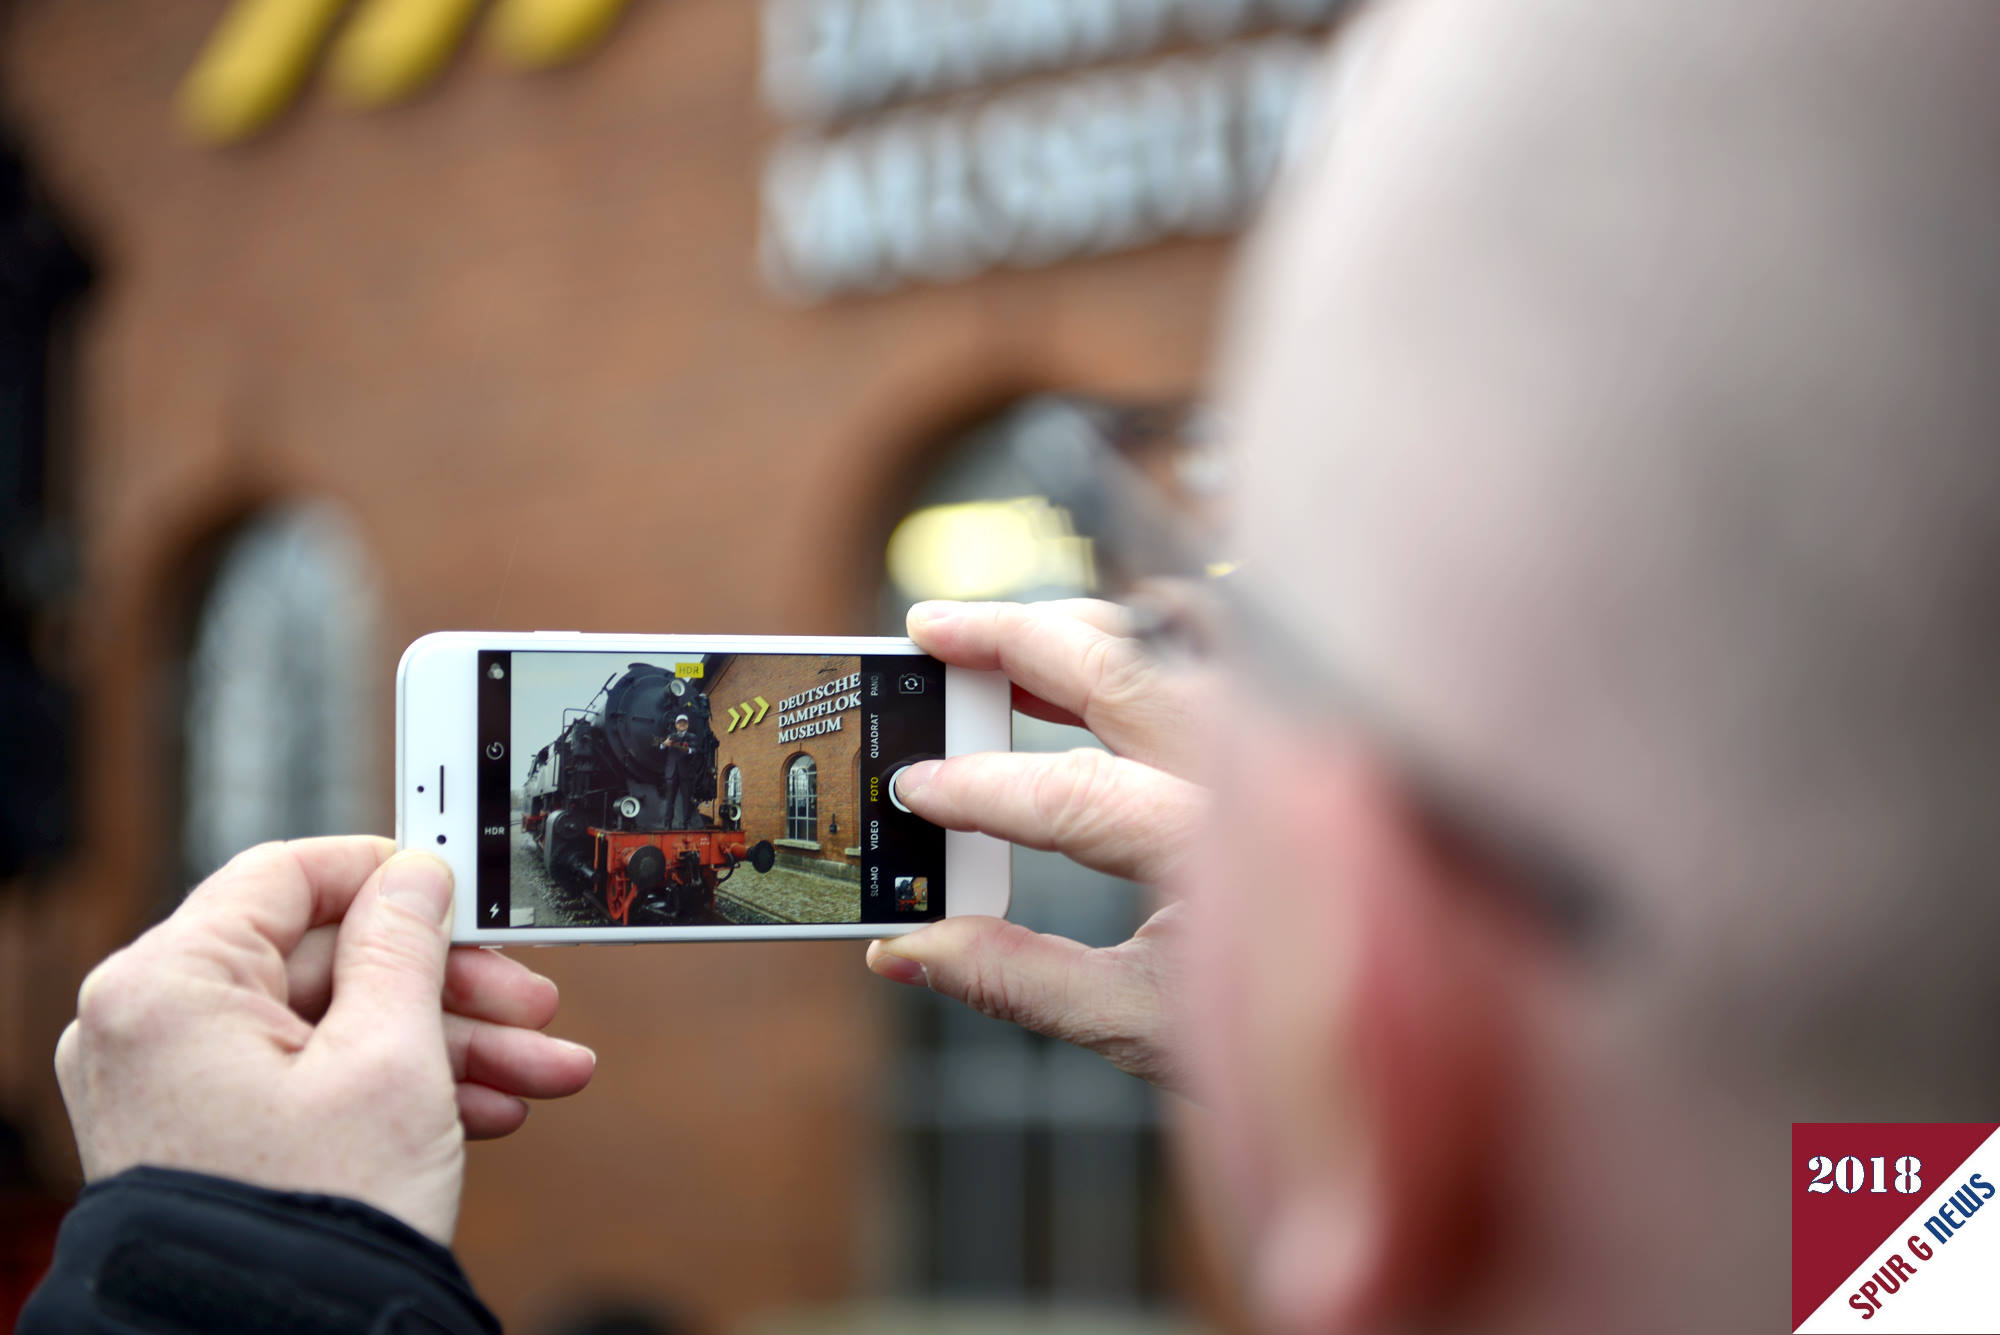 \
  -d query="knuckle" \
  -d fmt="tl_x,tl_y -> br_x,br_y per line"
205,840 -> 288,889
53,1021 -> 81,1082
958,952 -> 1027,1029
74,953 -> 155,1042
226,839 -> 289,869
1035,748 -> 1119,844
1090,632 -> 1153,701
992,599 -> 1033,631
1077,632 -> 1153,717
950,927 -> 1061,1035
347,921 -> 446,981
